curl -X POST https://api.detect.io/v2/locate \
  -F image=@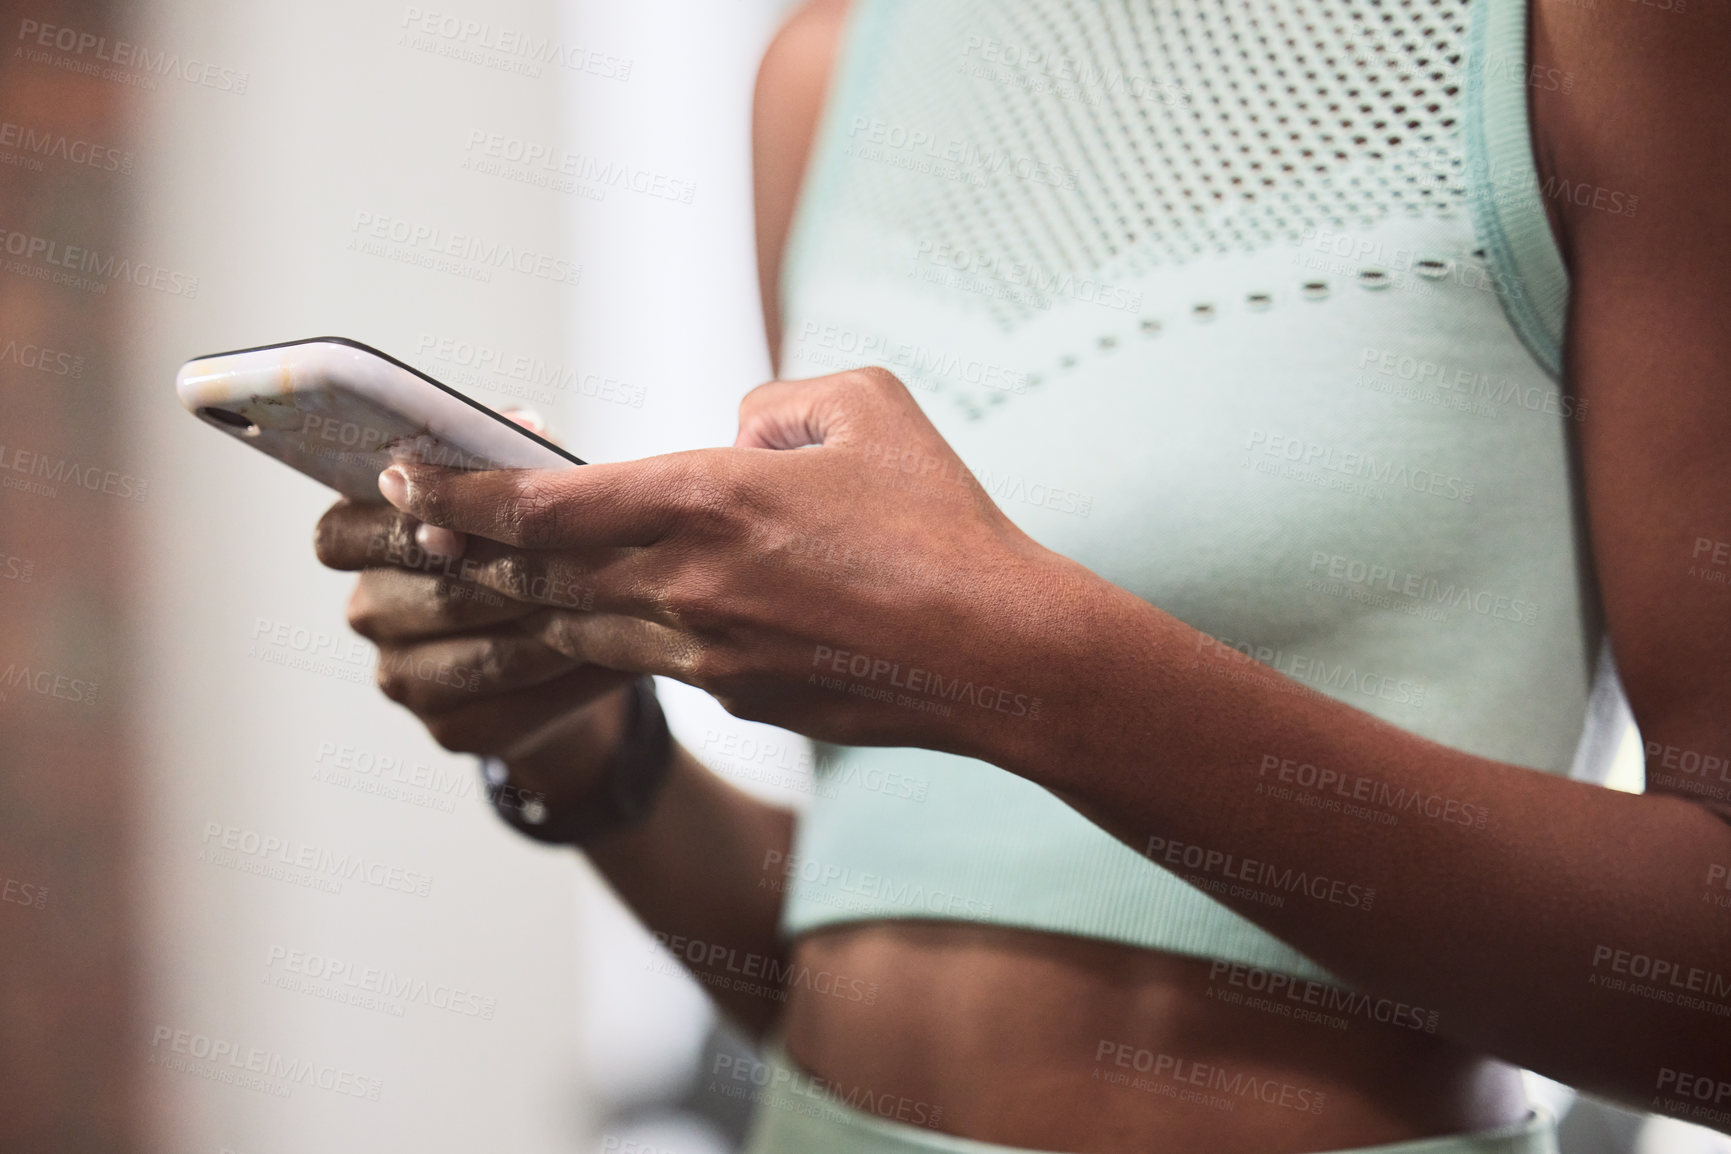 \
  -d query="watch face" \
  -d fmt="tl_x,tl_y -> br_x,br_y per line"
481,679 -> 671,846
